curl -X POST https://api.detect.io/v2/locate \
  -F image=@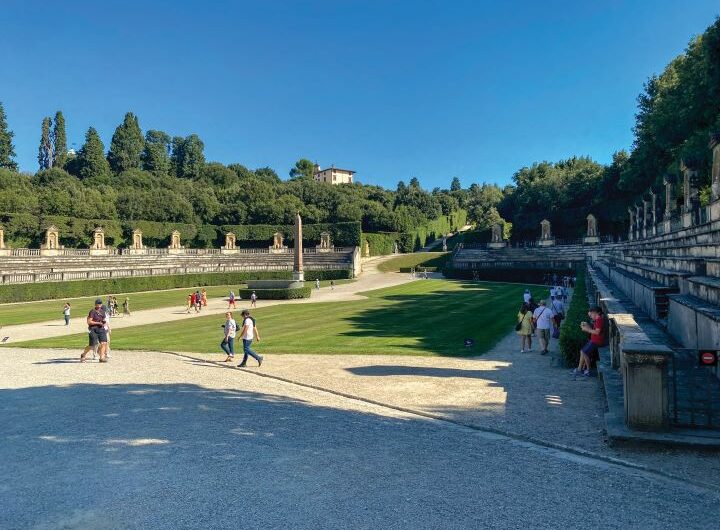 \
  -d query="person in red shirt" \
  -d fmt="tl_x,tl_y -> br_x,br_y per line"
190,292 -> 197,313
573,306 -> 604,377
